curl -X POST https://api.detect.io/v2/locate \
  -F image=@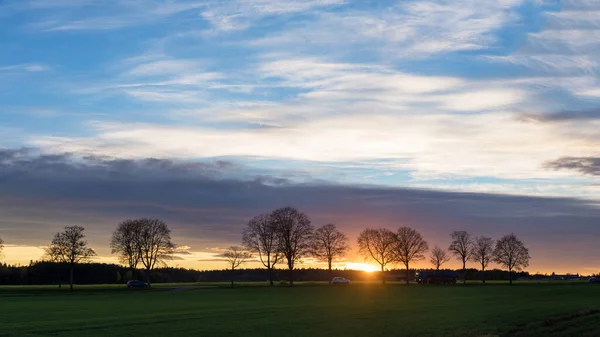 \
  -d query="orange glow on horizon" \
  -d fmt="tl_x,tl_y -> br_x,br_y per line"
345,262 -> 379,273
